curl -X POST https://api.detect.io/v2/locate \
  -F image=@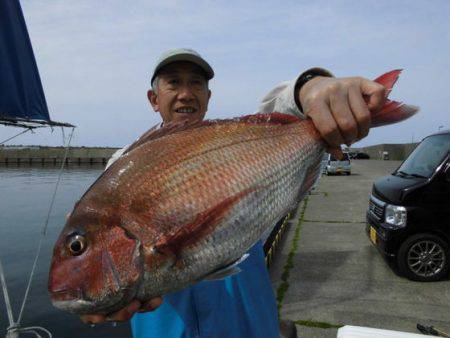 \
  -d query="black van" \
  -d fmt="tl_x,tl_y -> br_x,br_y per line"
366,130 -> 450,282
